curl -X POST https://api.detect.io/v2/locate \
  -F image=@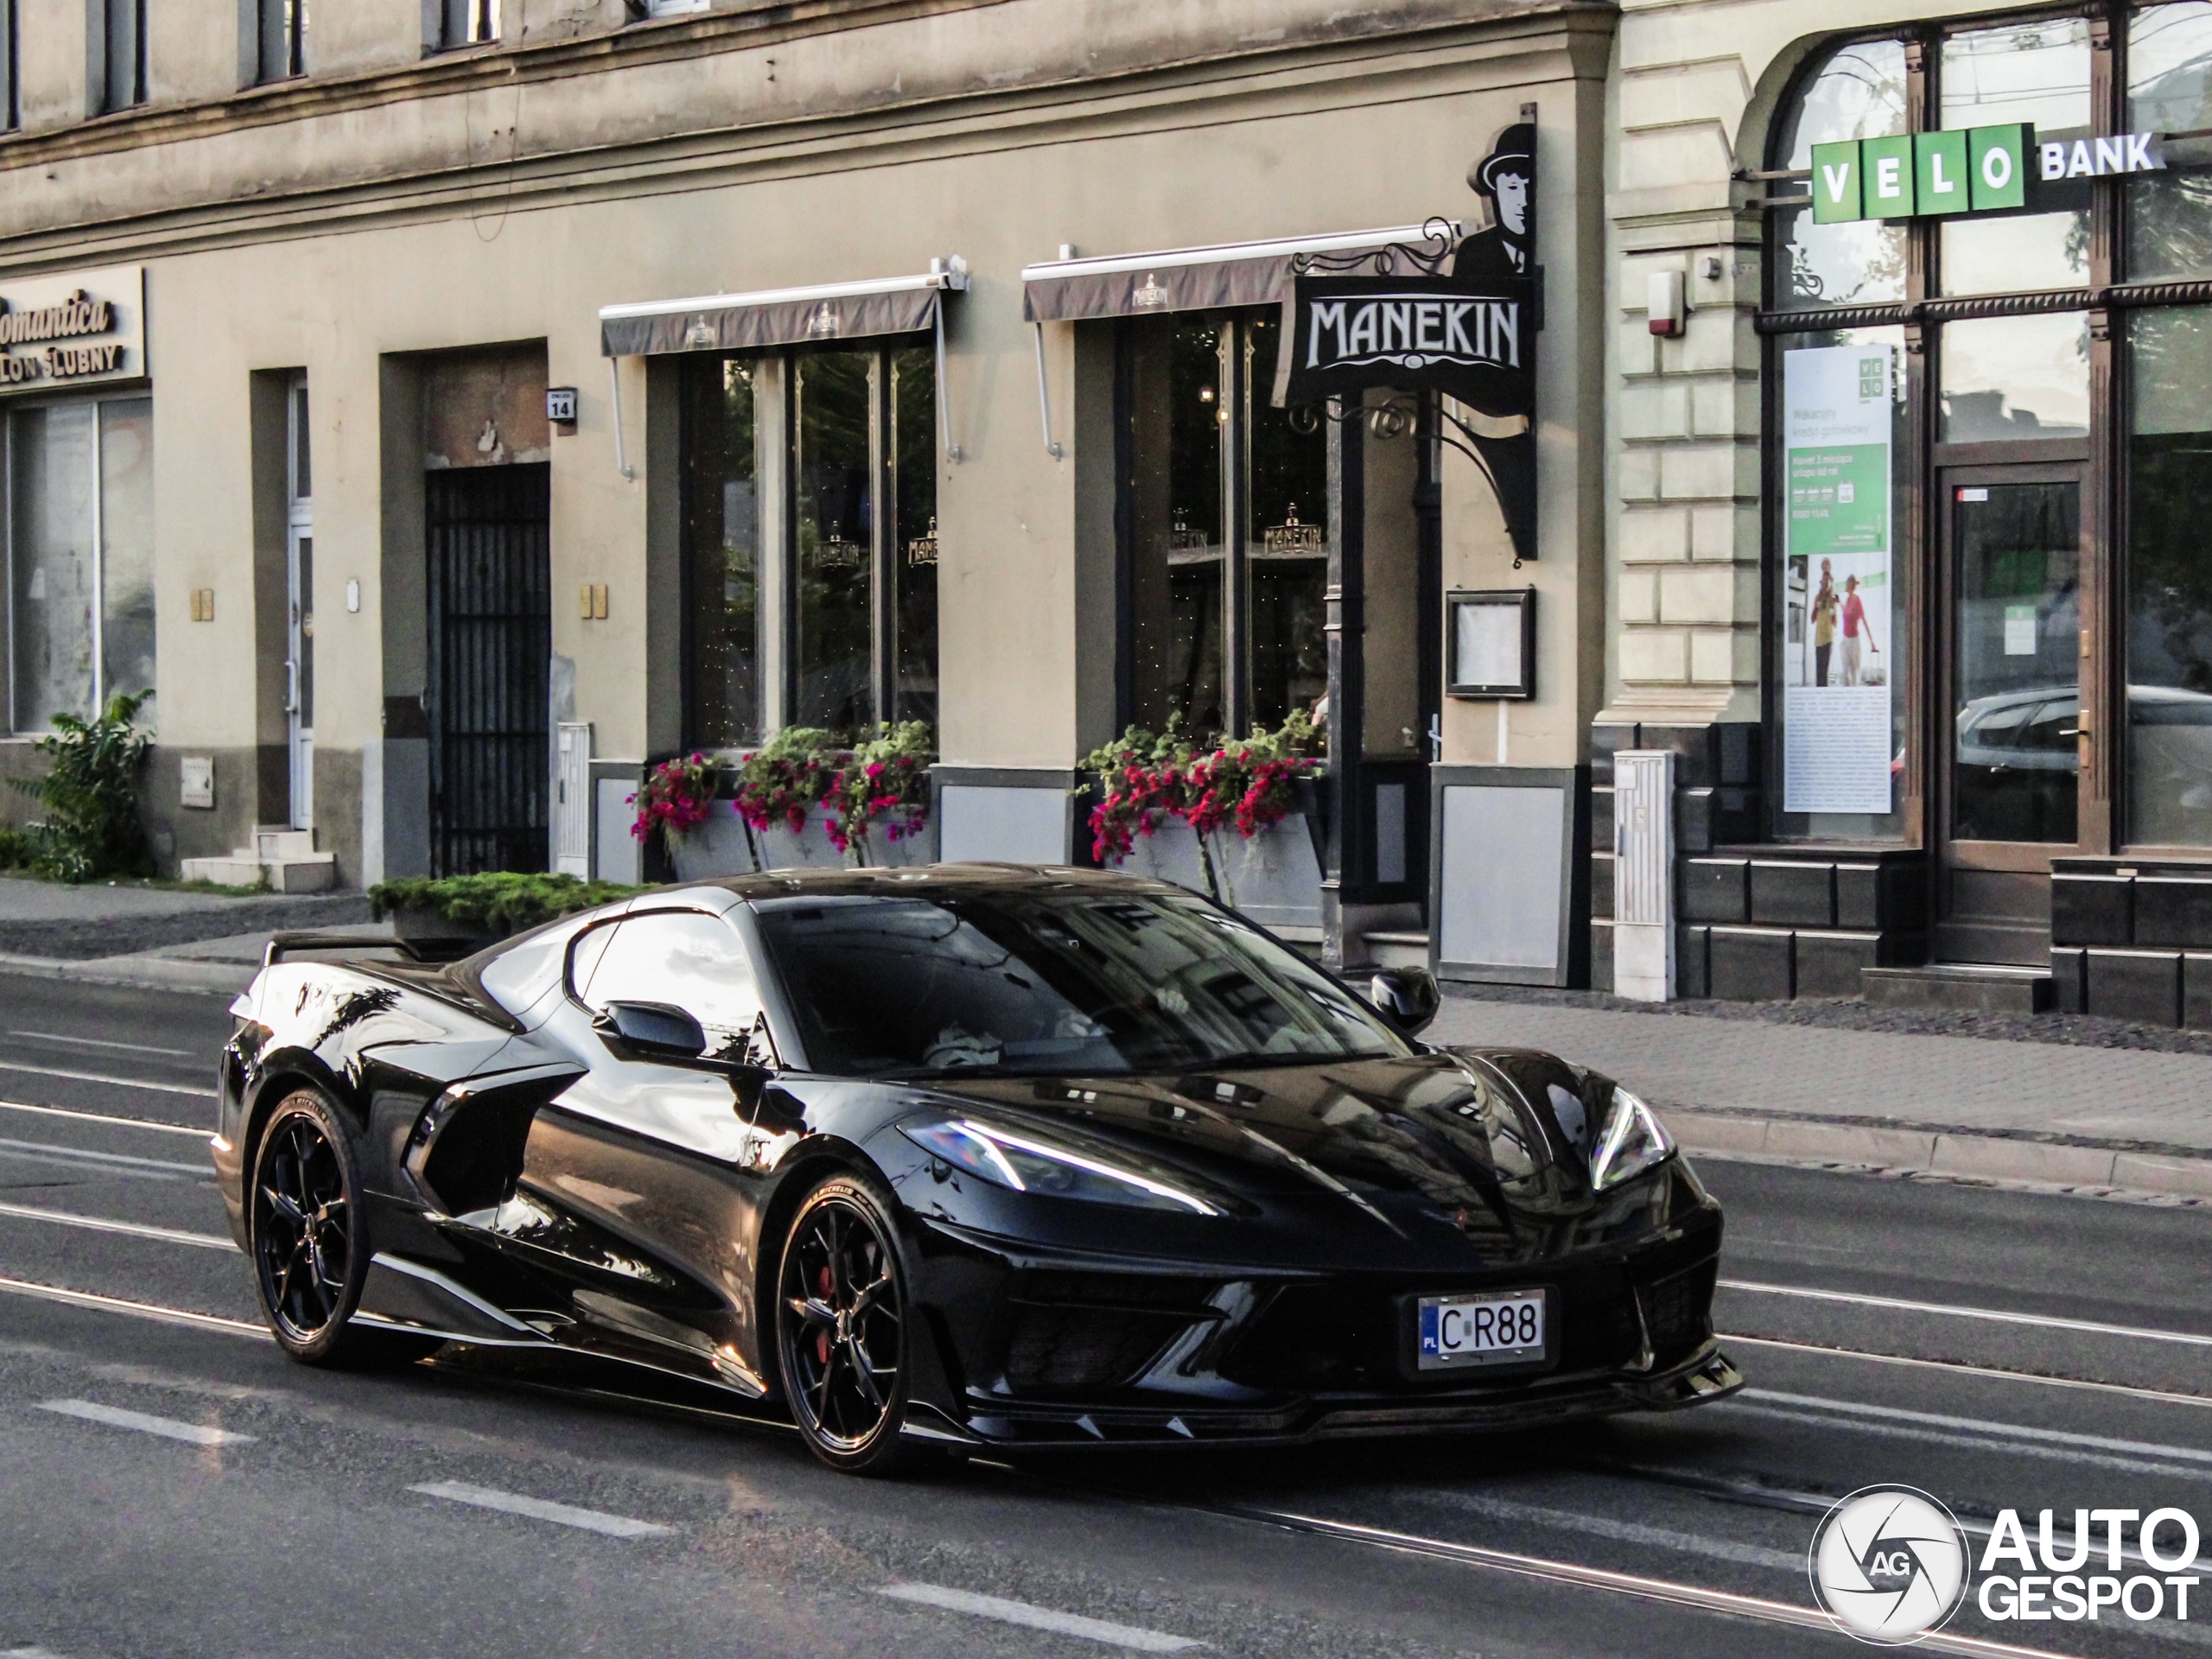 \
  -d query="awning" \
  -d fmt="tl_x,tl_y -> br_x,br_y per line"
1020,224 -> 1459,324
599,259 -> 967,357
